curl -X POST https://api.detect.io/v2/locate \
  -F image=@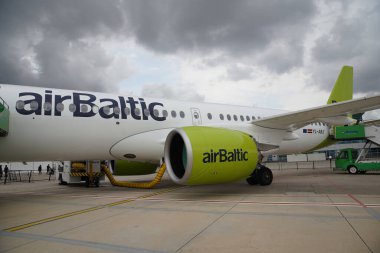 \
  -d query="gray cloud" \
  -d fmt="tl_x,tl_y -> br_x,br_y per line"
141,84 -> 205,102
0,0 -> 127,92
311,1 -> 380,93
0,0 -> 378,95
124,0 -> 316,73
